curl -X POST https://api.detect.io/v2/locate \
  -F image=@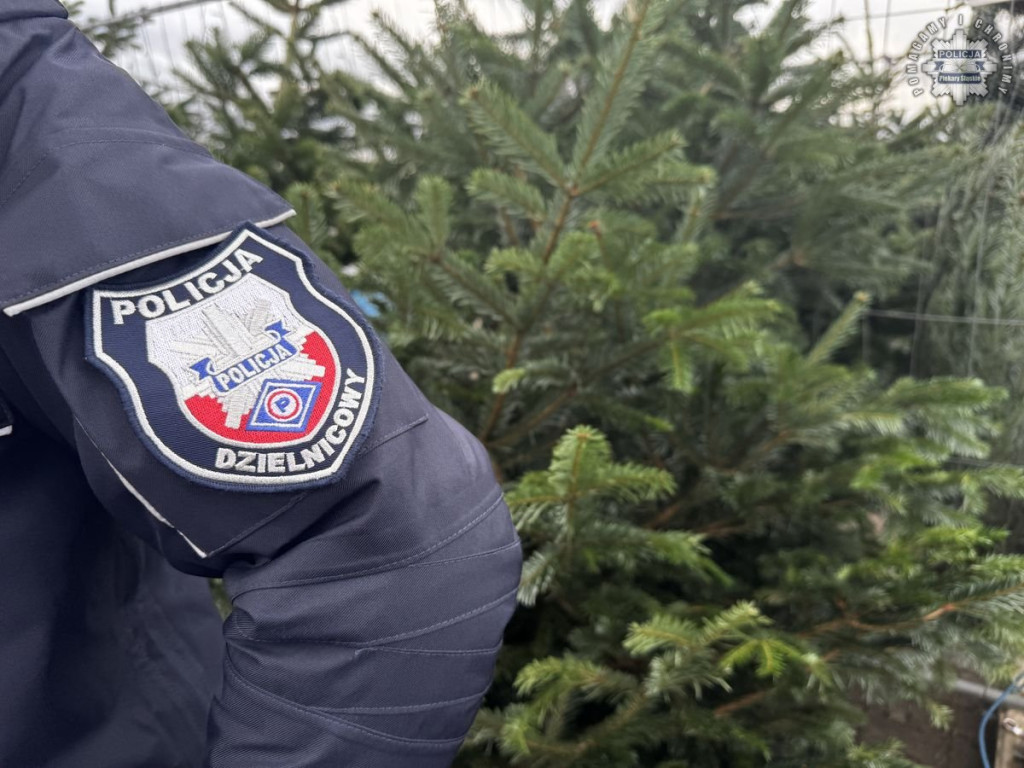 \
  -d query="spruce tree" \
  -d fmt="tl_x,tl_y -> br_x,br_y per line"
86,0 -> 1024,764
325,4 -> 1024,764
